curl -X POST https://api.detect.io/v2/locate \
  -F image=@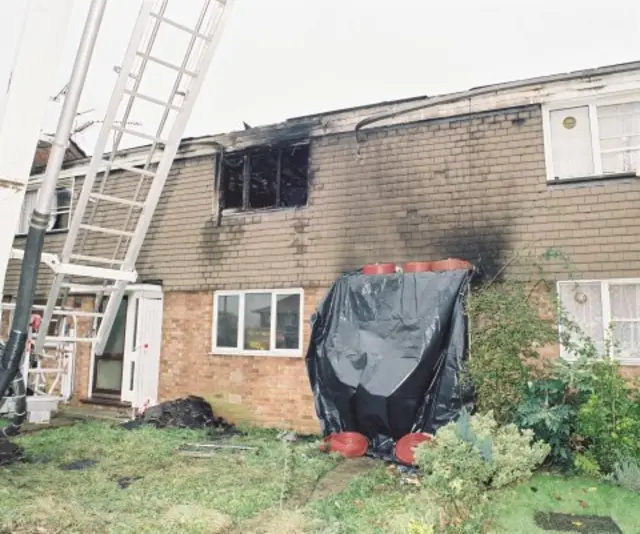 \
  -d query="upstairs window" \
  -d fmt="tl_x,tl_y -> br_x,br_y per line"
16,187 -> 72,235
558,279 -> 640,365
219,142 -> 309,212
544,97 -> 640,181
